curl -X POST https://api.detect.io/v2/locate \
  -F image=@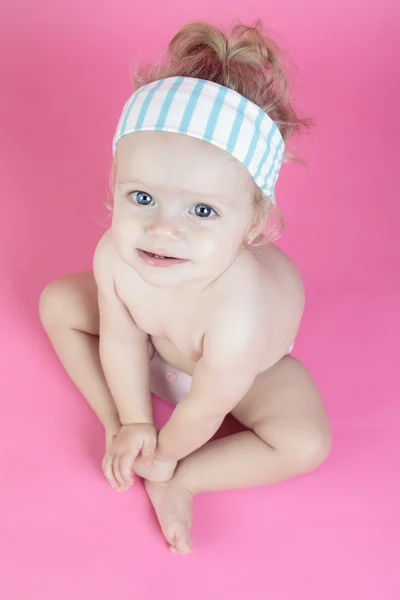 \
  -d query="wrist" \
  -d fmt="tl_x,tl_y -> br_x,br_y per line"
120,420 -> 155,427
116,395 -> 153,426
118,409 -> 154,426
